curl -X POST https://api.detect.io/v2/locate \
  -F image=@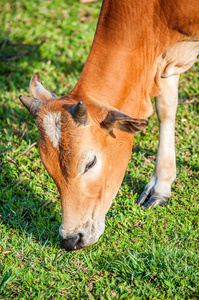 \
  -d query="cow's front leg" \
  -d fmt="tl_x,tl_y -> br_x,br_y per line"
137,75 -> 179,208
